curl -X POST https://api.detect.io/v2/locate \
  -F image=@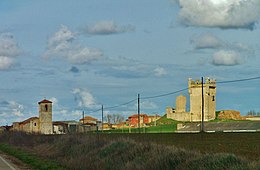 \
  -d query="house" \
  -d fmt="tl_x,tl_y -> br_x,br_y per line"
112,122 -> 127,129
53,121 -> 82,134
80,116 -> 98,124
17,117 -> 39,133
128,114 -> 149,127
79,116 -> 99,132
148,115 -> 161,123
102,123 -> 112,130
